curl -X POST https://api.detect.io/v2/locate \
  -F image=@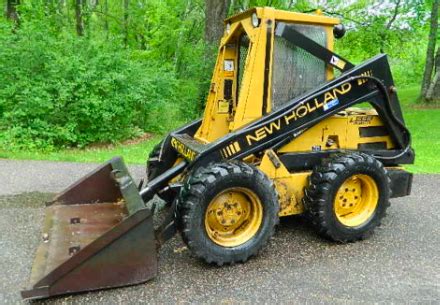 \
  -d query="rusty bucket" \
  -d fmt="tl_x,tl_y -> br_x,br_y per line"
21,157 -> 158,300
